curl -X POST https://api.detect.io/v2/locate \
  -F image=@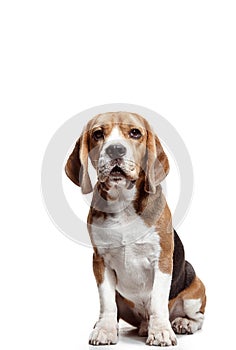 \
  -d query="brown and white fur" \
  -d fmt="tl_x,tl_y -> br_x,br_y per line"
65,112 -> 206,346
